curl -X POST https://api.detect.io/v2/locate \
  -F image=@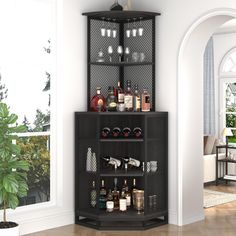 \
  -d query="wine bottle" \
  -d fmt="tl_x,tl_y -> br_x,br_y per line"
131,178 -> 137,207
99,180 -> 107,210
123,179 -> 131,207
119,190 -> 127,212
102,156 -> 121,168
128,157 -> 141,167
90,181 -> 97,208
124,80 -> 133,111
106,86 -> 117,112
141,88 -> 151,112
112,178 -> 119,210
133,84 -> 141,112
